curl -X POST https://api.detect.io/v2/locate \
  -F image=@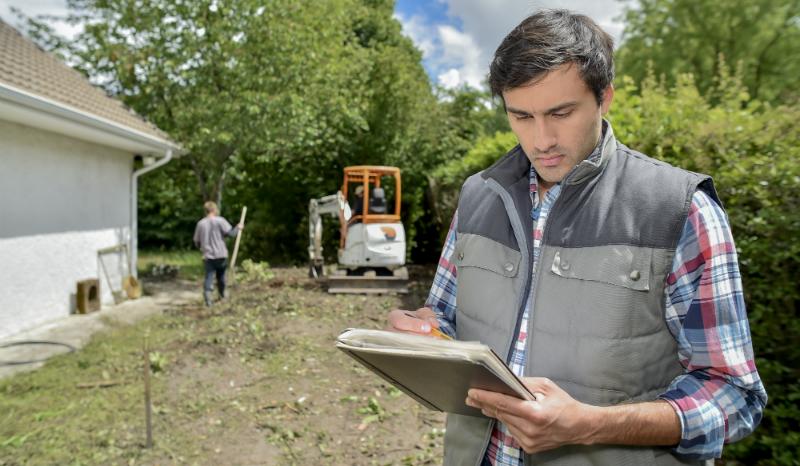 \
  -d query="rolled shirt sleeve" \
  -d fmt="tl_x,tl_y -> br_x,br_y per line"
425,210 -> 459,338
660,189 -> 767,459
